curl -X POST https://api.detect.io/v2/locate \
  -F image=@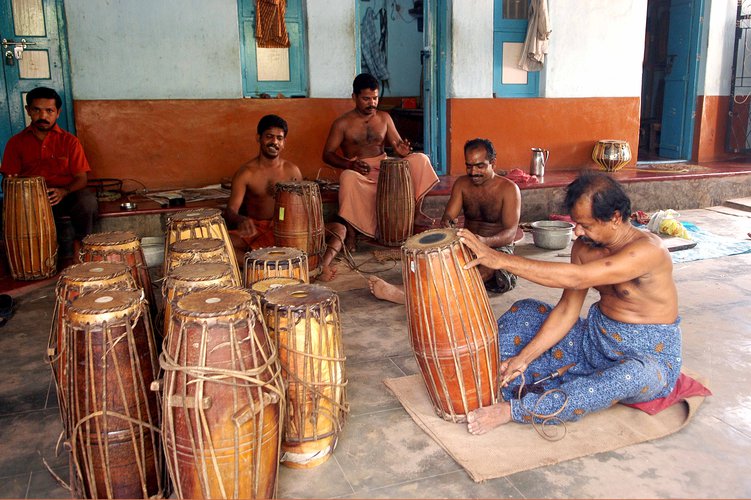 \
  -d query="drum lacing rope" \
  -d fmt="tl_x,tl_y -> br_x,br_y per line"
511,371 -> 570,442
